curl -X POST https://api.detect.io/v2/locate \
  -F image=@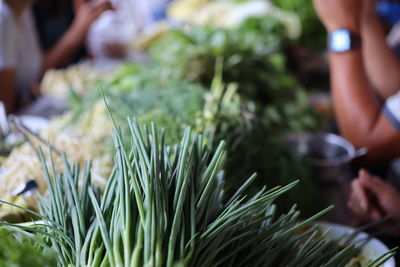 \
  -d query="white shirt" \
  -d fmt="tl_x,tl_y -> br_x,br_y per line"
381,23 -> 400,130
383,91 -> 400,130
0,1 -> 42,100
87,0 -> 153,59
